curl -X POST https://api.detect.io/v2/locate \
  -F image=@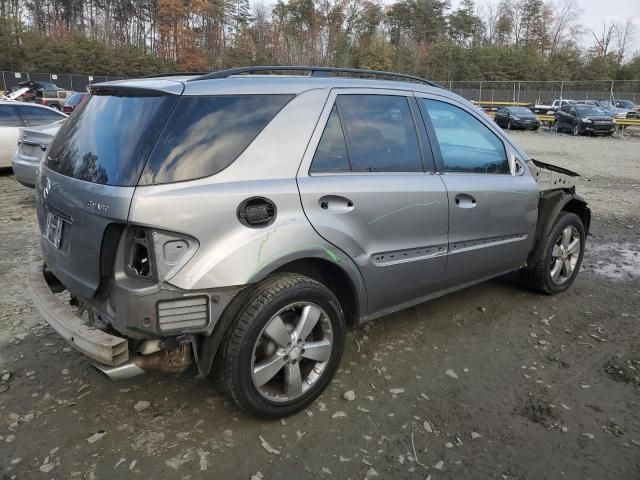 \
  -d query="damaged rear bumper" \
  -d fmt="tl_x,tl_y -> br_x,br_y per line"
28,262 -> 129,366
